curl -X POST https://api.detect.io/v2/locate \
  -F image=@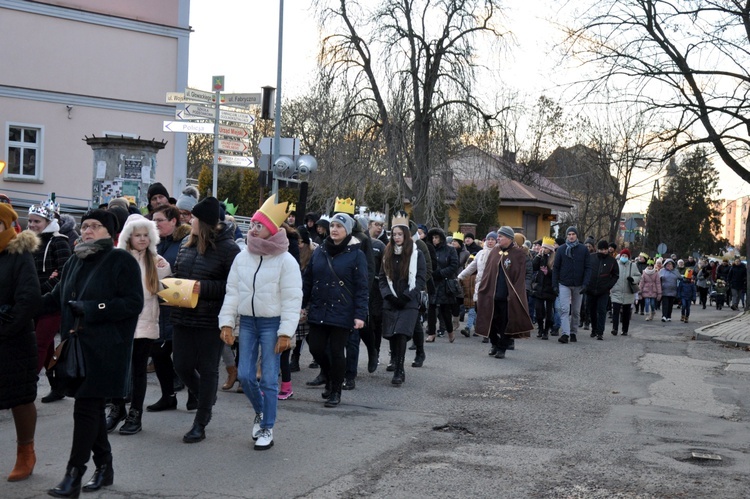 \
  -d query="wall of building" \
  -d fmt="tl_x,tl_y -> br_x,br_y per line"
448,205 -> 550,240
35,0 -> 182,26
